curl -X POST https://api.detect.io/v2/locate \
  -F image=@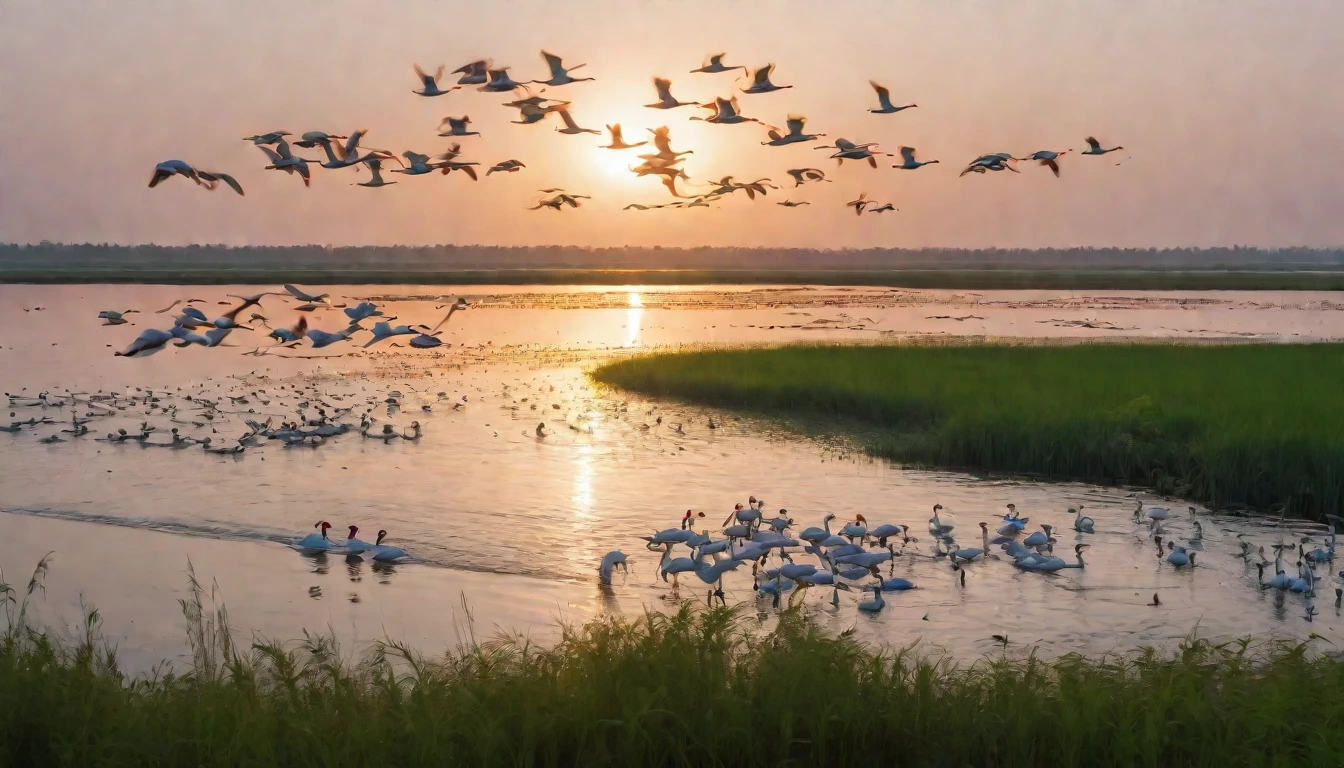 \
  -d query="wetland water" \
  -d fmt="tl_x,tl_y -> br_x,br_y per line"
2,283 -> 1342,672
